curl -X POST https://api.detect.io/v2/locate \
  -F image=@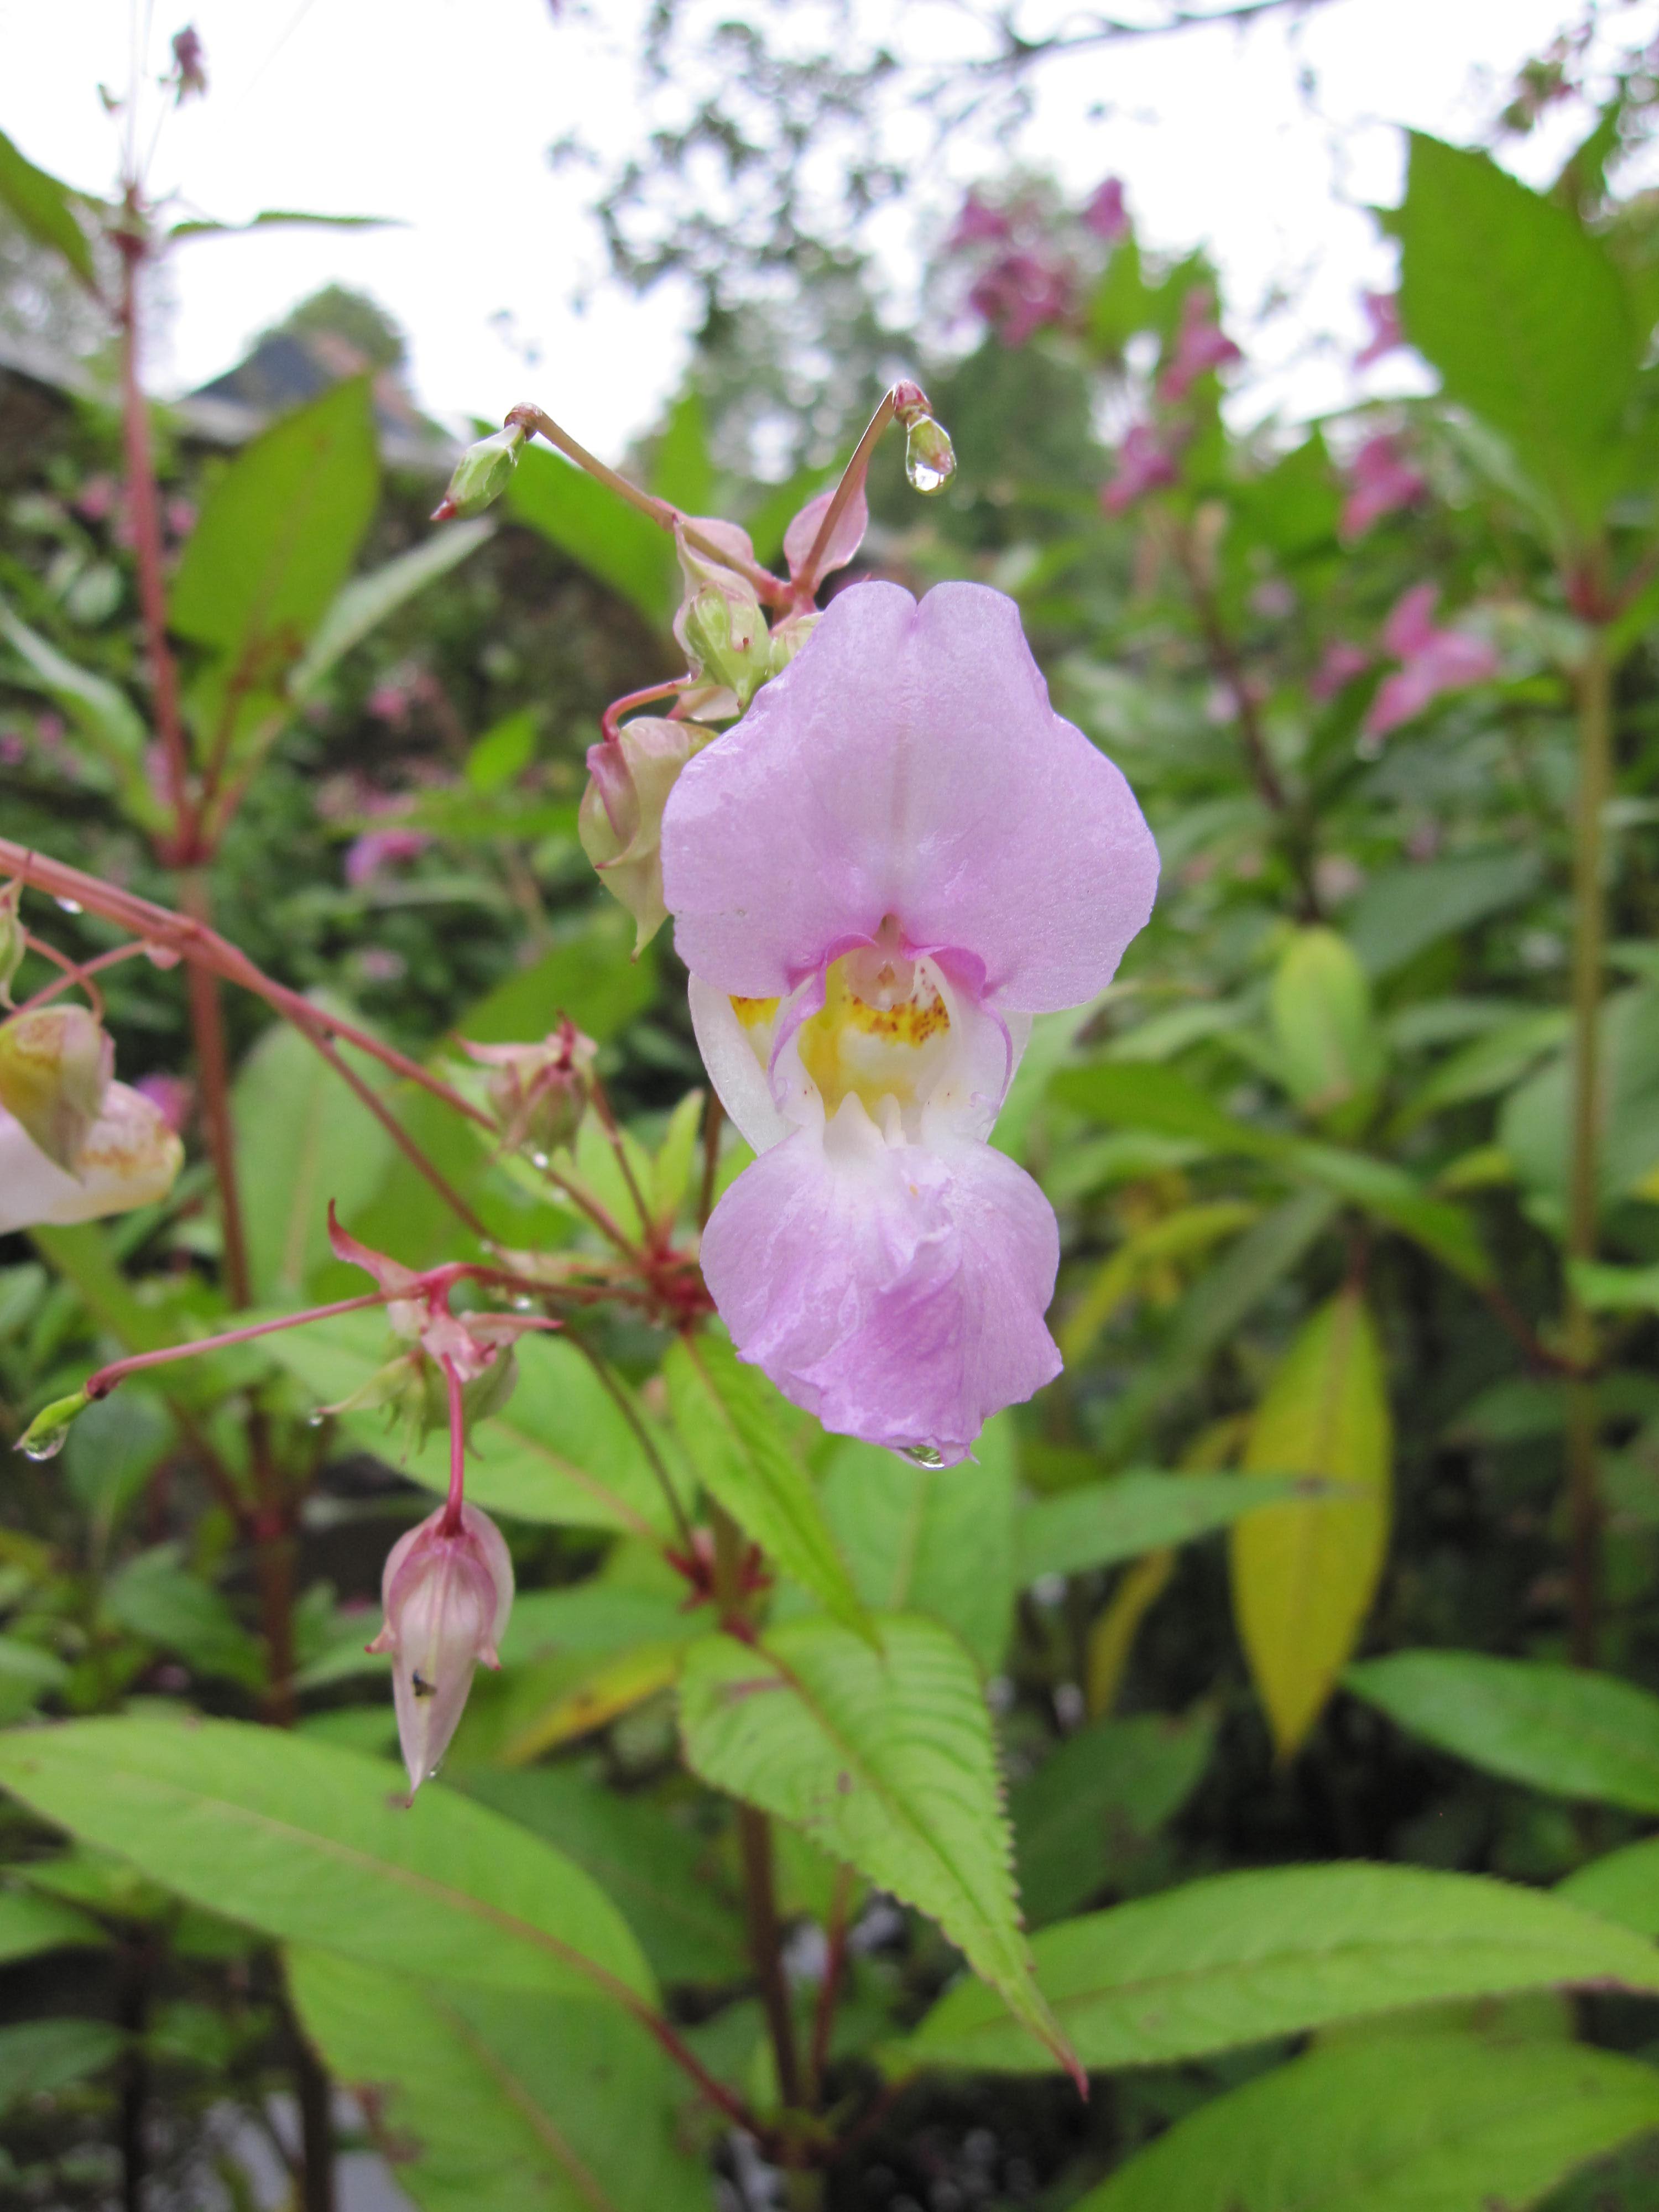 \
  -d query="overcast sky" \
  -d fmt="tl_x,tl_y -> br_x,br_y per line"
2,0 -> 1655,459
